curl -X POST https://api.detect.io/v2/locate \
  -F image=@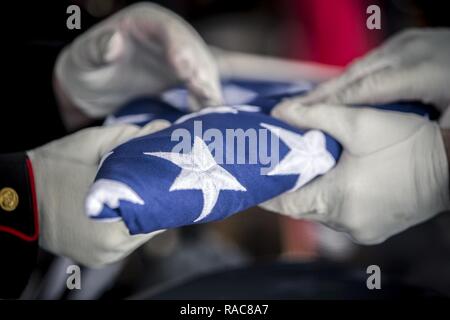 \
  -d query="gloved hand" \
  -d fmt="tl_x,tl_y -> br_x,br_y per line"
55,2 -> 223,120
297,28 -> 450,111
27,120 -> 170,267
262,102 -> 450,244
